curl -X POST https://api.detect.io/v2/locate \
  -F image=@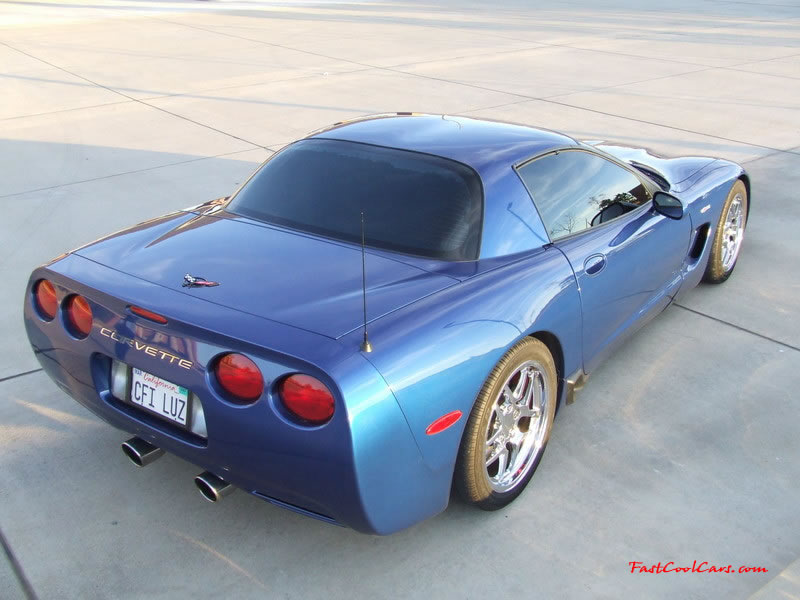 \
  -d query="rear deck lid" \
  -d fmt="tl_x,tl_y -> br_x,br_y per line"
74,212 -> 456,339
